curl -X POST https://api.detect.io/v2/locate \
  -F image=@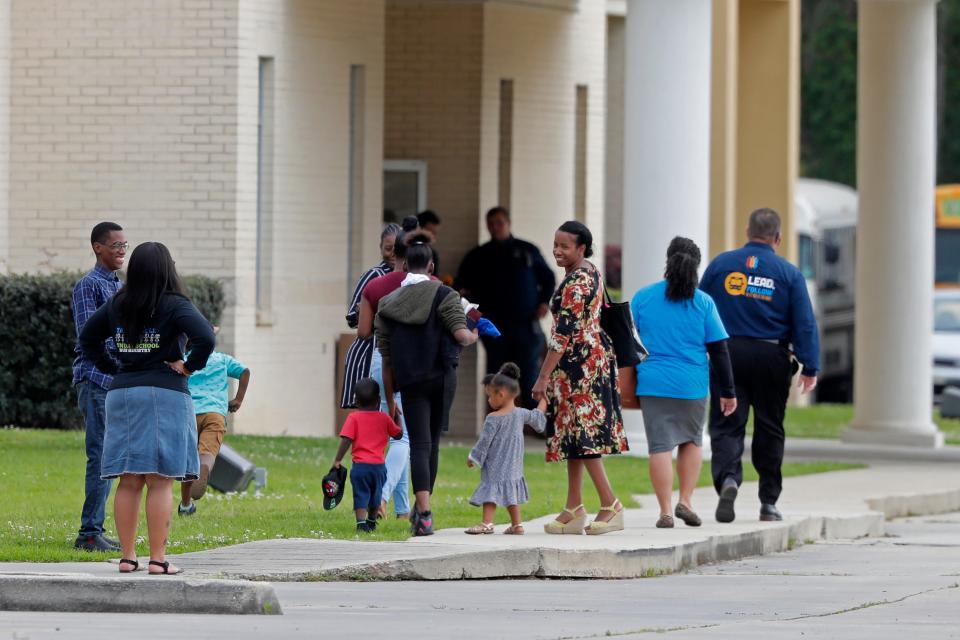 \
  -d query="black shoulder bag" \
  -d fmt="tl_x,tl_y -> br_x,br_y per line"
599,285 -> 648,369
